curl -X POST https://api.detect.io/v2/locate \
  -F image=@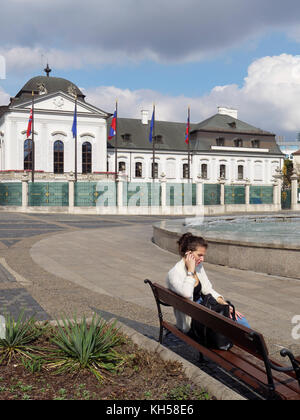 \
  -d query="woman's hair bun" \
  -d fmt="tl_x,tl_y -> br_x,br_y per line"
177,232 -> 208,256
